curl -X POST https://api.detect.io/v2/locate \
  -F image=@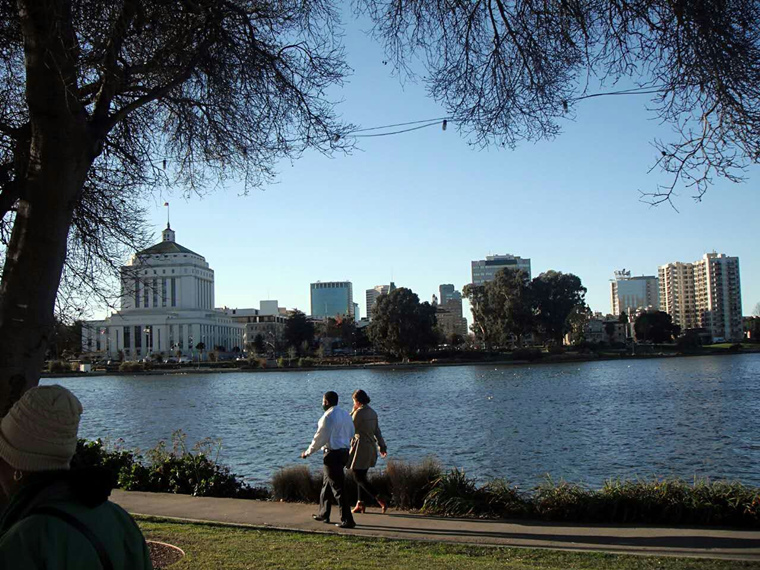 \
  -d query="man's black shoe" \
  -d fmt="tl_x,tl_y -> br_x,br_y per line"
312,515 -> 330,523
335,521 -> 356,529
